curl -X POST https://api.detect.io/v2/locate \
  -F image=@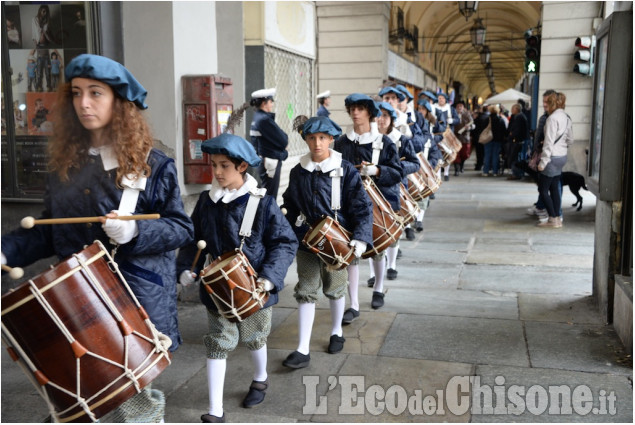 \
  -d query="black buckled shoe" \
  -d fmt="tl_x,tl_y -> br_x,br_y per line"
328,334 -> 345,354
342,308 -> 360,324
201,413 -> 225,423
396,248 -> 403,259
387,268 -> 398,280
414,221 -> 424,232
405,227 -> 415,241
243,379 -> 268,408
371,292 -> 385,309
367,276 -> 375,287
282,351 -> 310,369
